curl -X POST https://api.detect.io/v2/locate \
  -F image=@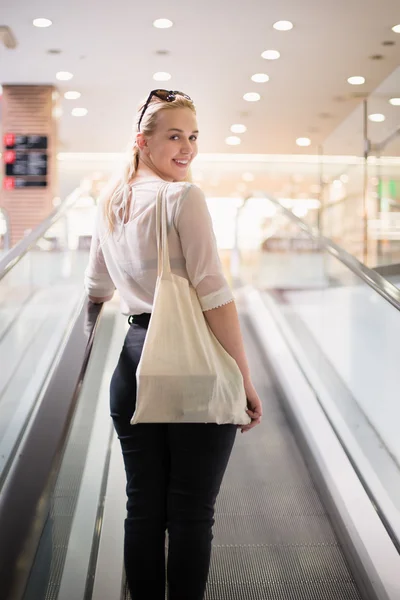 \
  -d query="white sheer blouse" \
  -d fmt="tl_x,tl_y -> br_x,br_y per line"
84,177 -> 234,315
